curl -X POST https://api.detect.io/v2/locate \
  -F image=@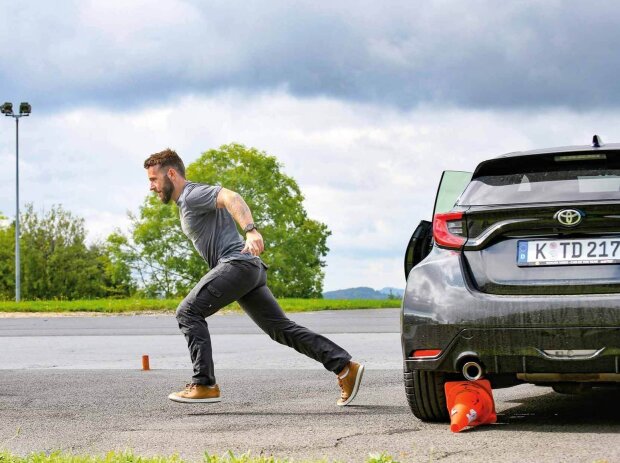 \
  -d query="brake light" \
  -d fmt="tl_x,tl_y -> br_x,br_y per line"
411,349 -> 442,358
433,211 -> 466,249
